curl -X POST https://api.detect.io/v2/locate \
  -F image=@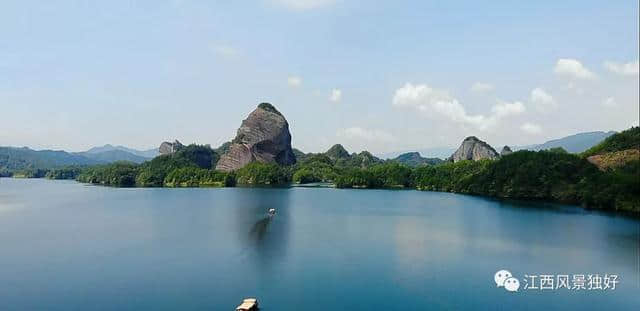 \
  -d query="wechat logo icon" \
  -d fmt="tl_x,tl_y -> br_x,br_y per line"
495,269 -> 520,292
